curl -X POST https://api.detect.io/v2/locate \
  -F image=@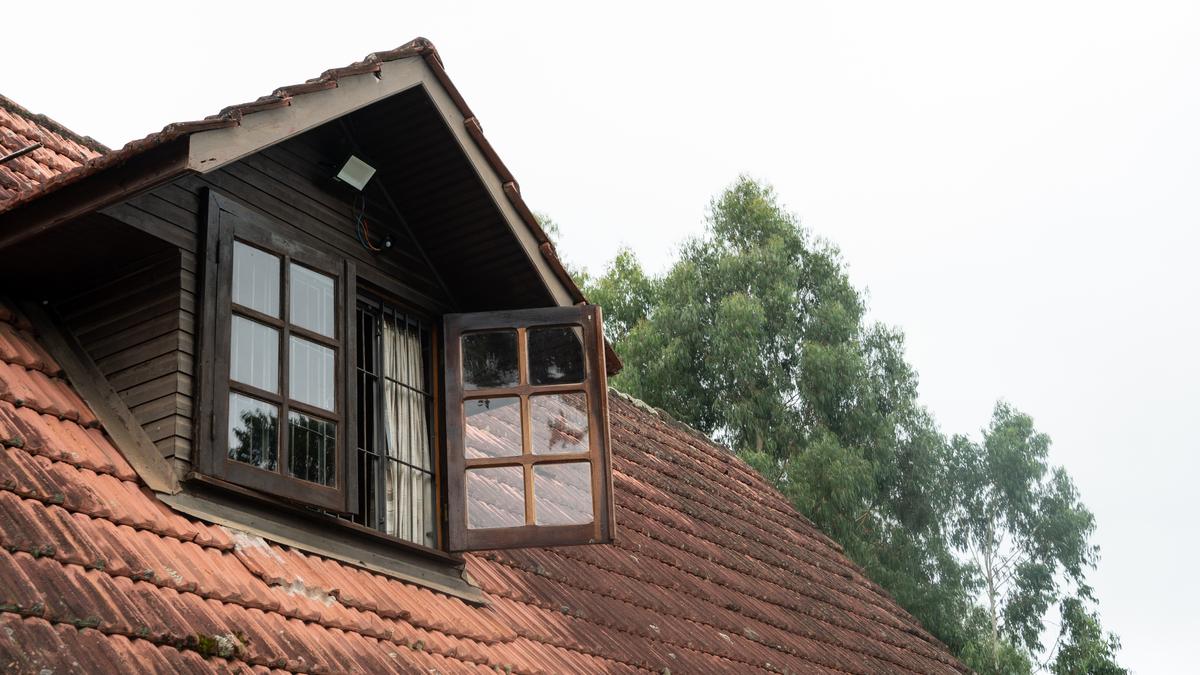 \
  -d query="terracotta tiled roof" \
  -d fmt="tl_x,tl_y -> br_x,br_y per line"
0,95 -> 106,203
0,300 -> 966,674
